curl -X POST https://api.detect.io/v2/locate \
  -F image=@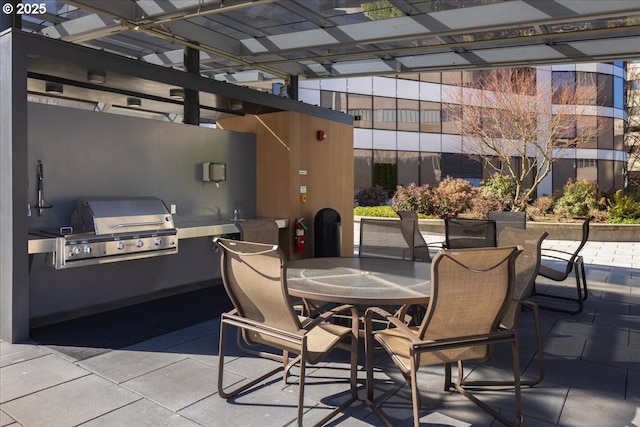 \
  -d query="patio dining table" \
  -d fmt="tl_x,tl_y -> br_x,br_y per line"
286,256 -> 431,307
